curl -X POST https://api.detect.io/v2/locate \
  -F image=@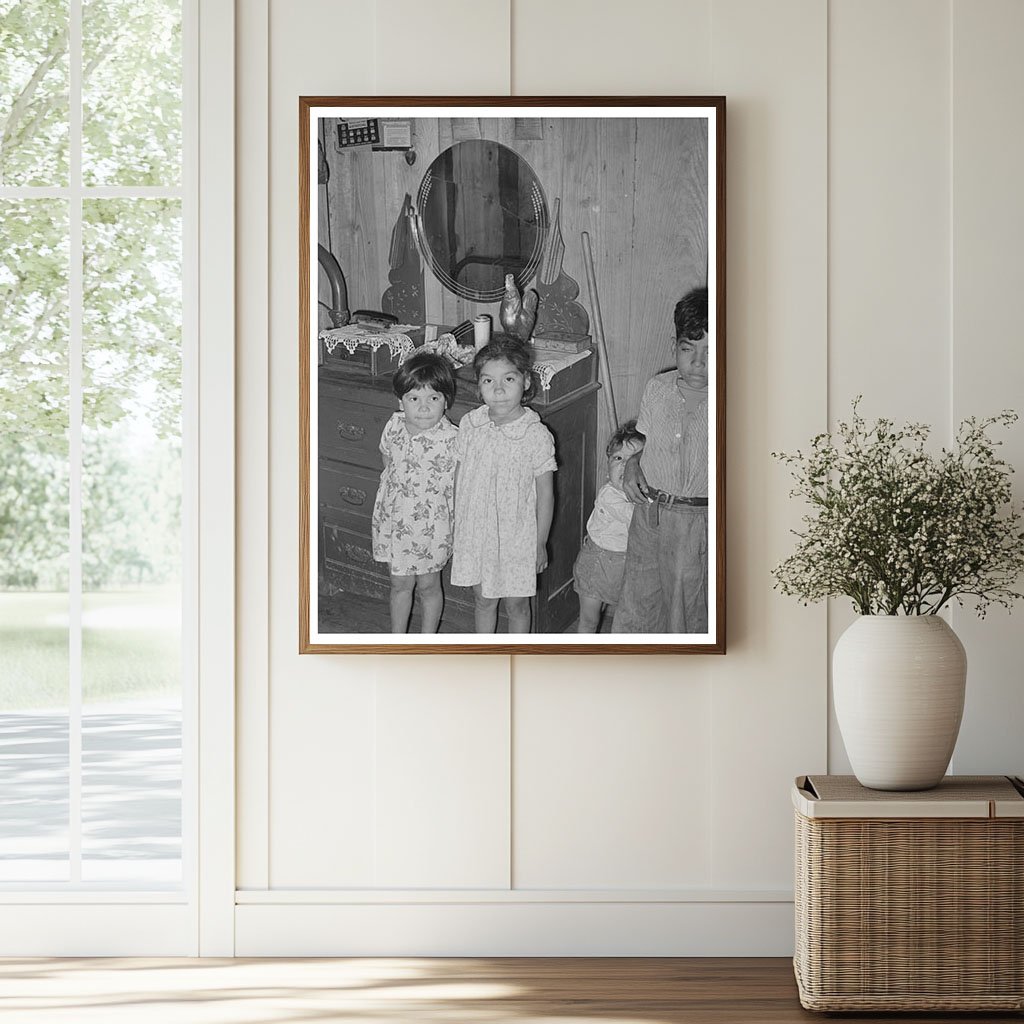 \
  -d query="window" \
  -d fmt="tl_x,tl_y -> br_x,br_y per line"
1,0 -> 191,889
